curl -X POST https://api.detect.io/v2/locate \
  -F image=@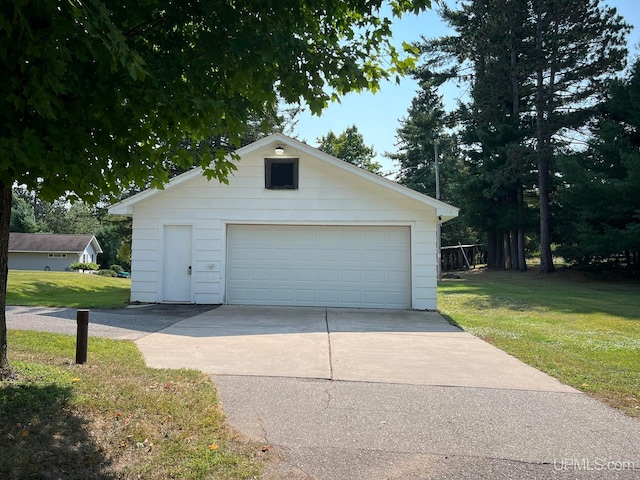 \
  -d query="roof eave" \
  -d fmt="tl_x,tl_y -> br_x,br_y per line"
108,167 -> 205,216
90,236 -> 104,254
107,133 -> 460,219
